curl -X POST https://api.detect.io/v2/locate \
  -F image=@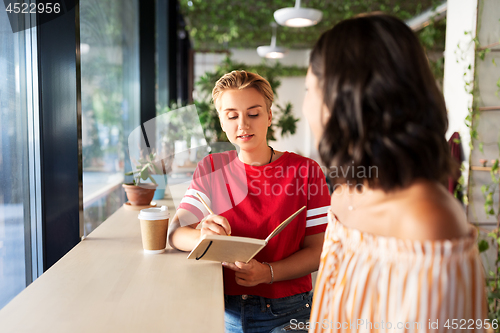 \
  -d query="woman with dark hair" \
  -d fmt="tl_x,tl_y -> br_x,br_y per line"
303,14 -> 488,332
